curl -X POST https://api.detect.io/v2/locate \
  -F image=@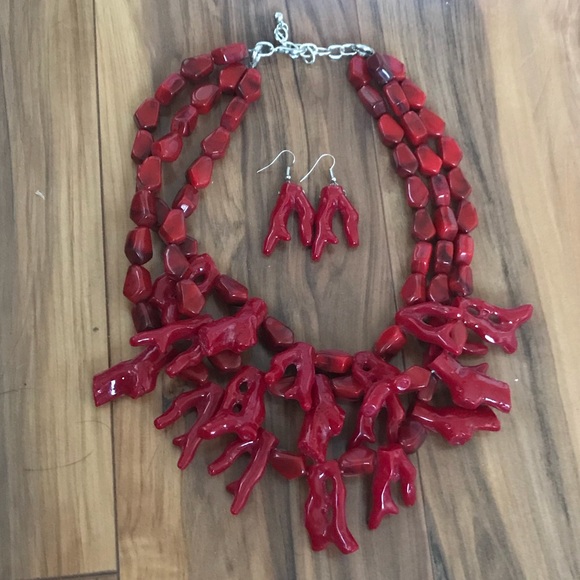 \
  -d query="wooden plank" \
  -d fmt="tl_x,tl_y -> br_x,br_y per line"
0,1 -> 117,578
